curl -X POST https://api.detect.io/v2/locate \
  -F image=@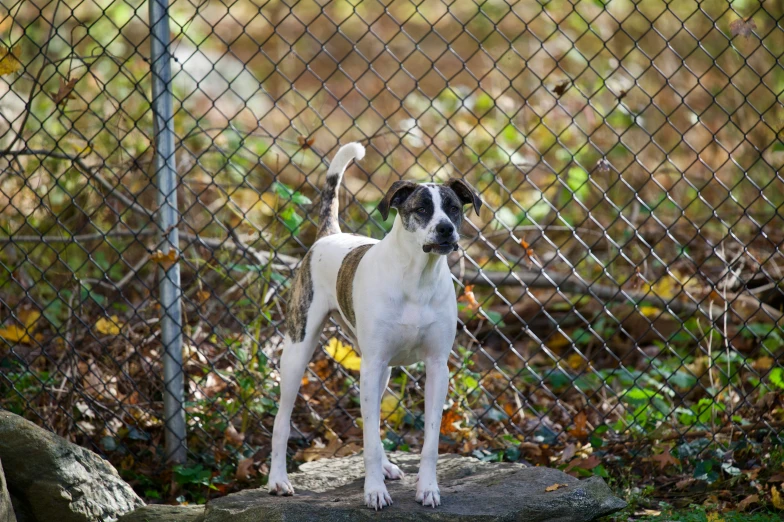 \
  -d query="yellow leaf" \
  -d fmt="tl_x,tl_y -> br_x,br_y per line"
566,353 -> 584,370
150,249 -> 178,269
772,485 -> 784,510
545,483 -> 568,492
754,356 -> 774,371
257,192 -> 279,216
639,305 -> 662,318
95,316 -> 122,336
0,44 -> 22,76
380,394 -> 404,425
325,338 -> 361,371
0,324 -> 30,343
